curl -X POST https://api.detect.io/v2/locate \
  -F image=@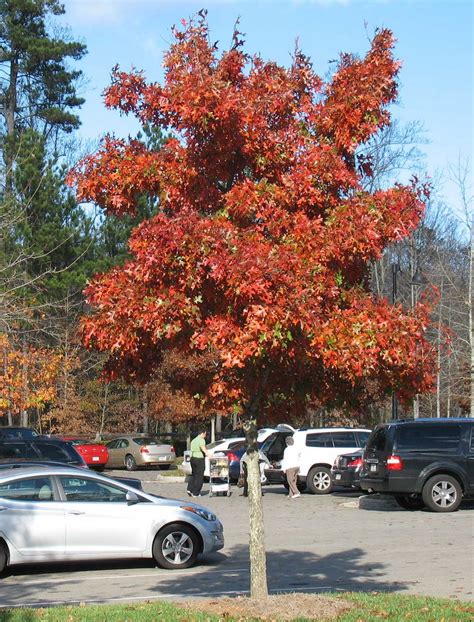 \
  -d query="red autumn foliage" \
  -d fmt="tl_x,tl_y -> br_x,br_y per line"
68,16 -> 436,421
